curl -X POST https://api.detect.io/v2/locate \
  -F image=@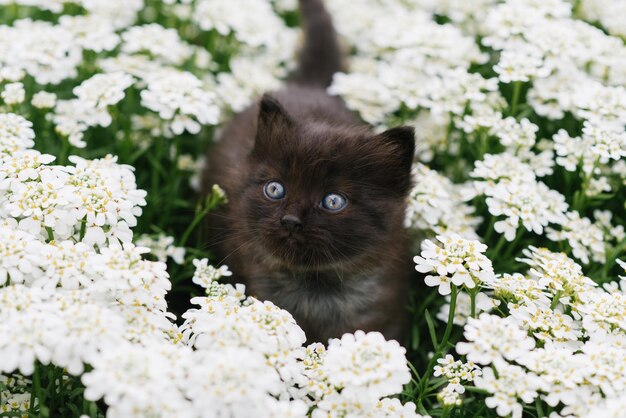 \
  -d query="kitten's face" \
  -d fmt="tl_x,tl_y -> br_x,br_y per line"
239,95 -> 415,270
